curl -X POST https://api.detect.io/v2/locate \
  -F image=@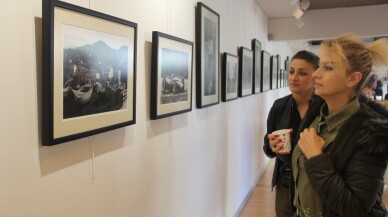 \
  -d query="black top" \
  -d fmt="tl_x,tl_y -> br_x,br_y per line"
263,94 -> 301,188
